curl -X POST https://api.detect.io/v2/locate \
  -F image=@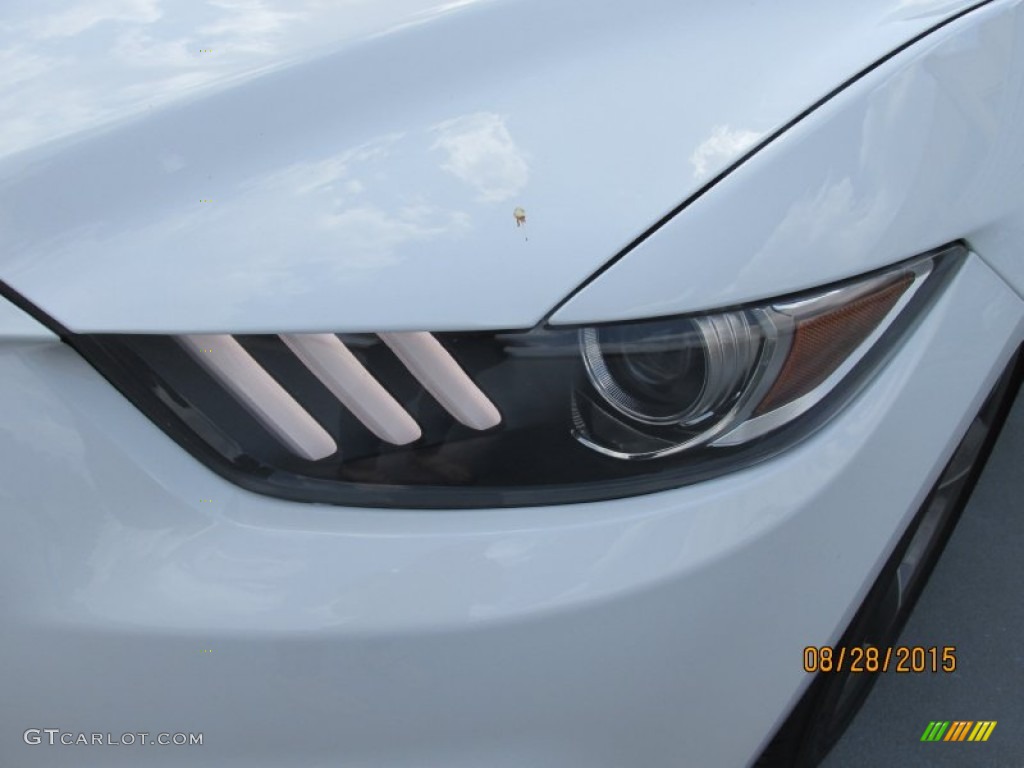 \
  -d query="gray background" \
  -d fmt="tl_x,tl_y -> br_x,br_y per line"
823,391 -> 1024,766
